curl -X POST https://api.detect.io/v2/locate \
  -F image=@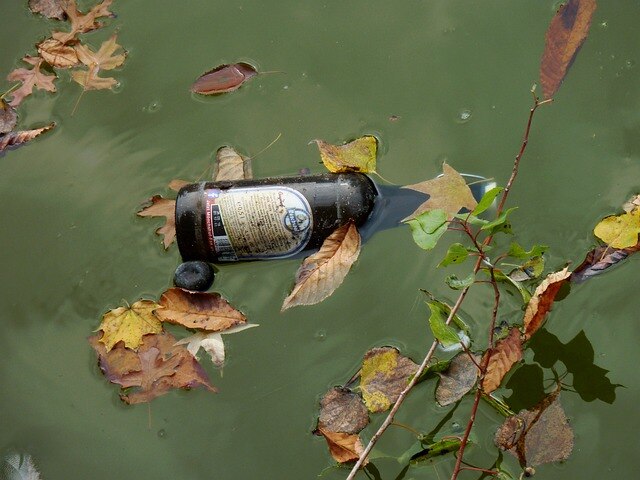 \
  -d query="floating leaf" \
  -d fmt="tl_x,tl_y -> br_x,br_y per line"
402,163 -> 477,220
0,123 -> 55,153
137,195 -> 176,249
495,389 -> 573,467
435,353 -> 480,406
409,438 -> 462,465
52,0 -> 115,44
175,323 -> 259,367
281,222 -> 360,311
314,135 -> 377,174
315,427 -> 367,465
156,287 -> 246,332
360,347 -> 418,413
0,101 -> 17,134
97,300 -> 162,352
438,243 -> 468,267
522,267 -> 571,340
540,0 -> 597,99
406,209 -> 448,251
29,0 -> 66,20
482,328 -> 523,394
445,273 -> 475,290
6,56 -> 57,107
1,451 -> 42,480
214,145 -> 253,181
191,63 -> 258,95
508,242 -> 548,260
571,243 -> 640,283
317,387 -> 369,434
509,256 -> 545,282
427,301 -> 461,348
71,34 -> 126,91
593,210 -> 640,249
37,38 -> 79,68
89,331 -> 216,404
472,186 -> 503,216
